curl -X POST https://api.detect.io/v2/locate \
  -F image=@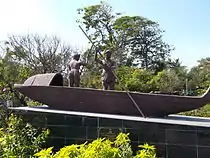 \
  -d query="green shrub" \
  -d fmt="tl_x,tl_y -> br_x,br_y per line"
180,103 -> 210,117
34,133 -> 156,158
26,100 -> 43,107
0,113 -> 49,158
